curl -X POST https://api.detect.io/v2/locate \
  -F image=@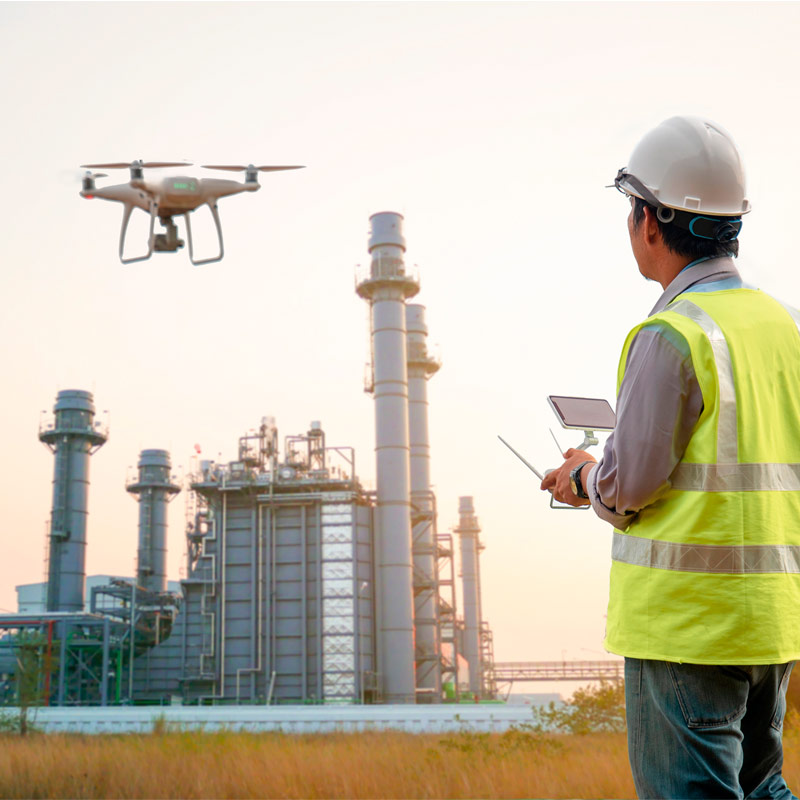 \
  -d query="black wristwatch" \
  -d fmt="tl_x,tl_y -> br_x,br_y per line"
569,461 -> 593,499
